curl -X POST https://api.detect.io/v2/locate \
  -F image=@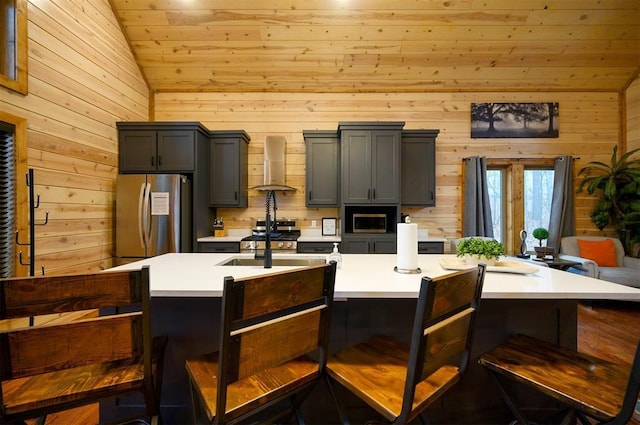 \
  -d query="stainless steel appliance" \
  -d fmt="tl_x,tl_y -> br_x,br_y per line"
241,219 -> 300,254
115,174 -> 191,265
353,213 -> 387,233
